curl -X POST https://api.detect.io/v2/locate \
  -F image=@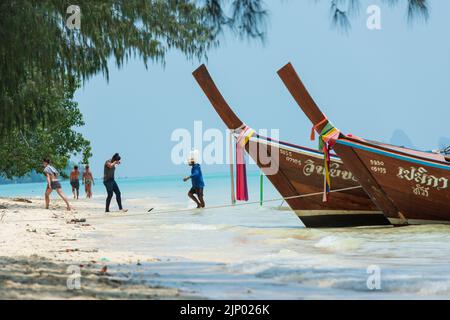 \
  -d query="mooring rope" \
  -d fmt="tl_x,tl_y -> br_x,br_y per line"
1,185 -> 363,224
